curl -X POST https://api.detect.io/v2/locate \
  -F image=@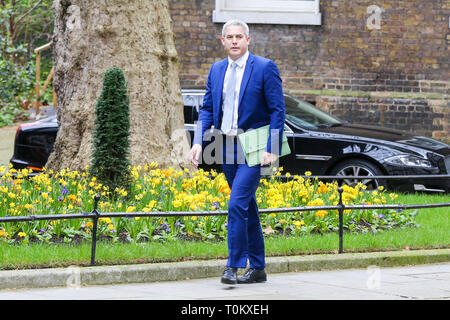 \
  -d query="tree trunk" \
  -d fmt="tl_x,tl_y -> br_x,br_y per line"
46,0 -> 191,172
